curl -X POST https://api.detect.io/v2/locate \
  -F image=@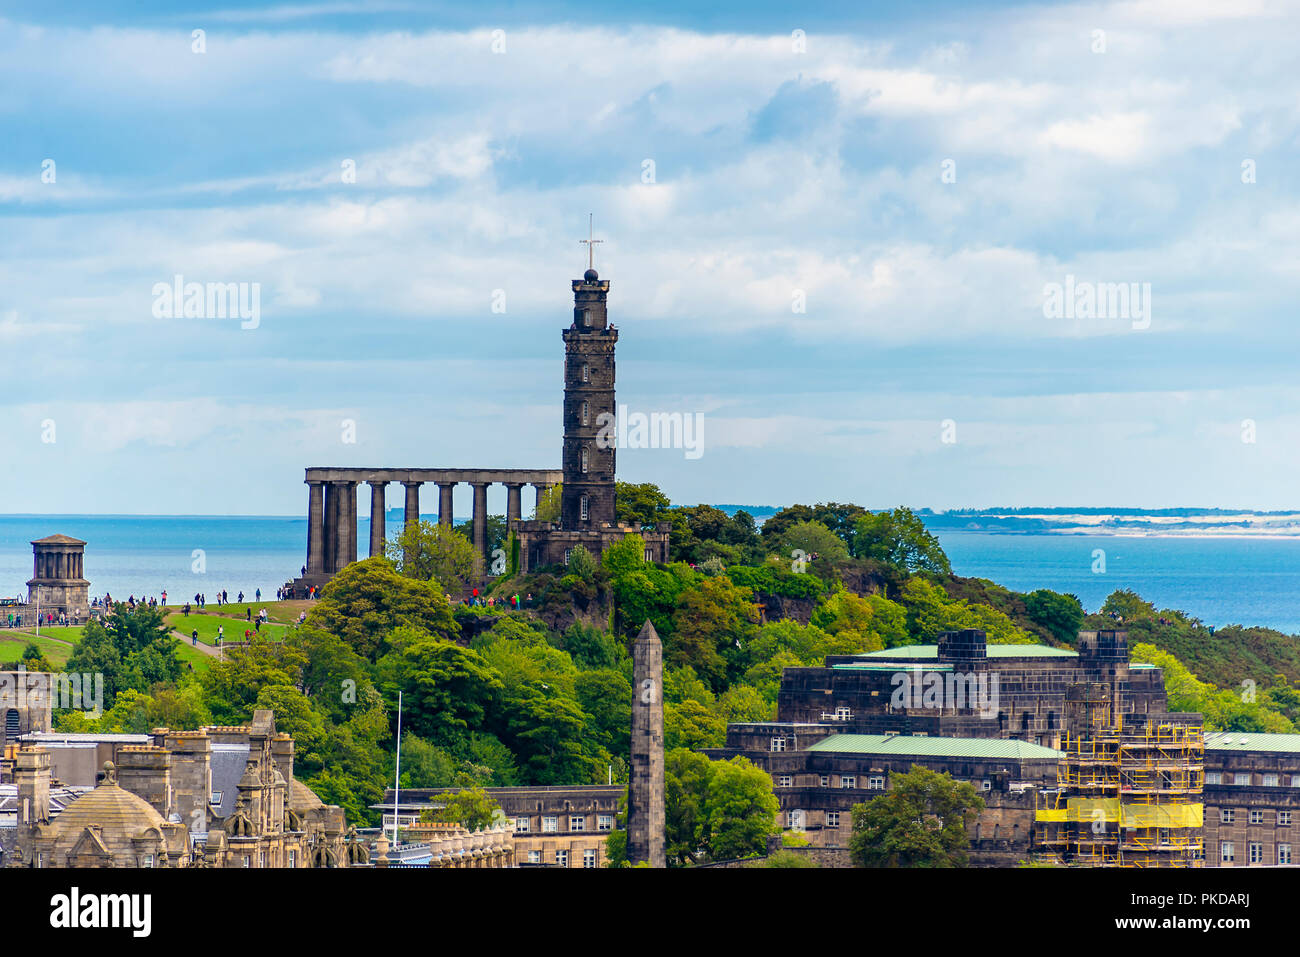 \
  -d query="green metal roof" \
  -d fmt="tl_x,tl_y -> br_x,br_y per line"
852,644 -> 1078,661
1205,731 -> 1300,753
805,733 -> 1063,760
